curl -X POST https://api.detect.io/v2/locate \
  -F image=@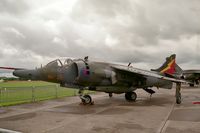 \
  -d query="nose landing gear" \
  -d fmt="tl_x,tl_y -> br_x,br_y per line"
81,95 -> 93,105
79,89 -> 94,105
